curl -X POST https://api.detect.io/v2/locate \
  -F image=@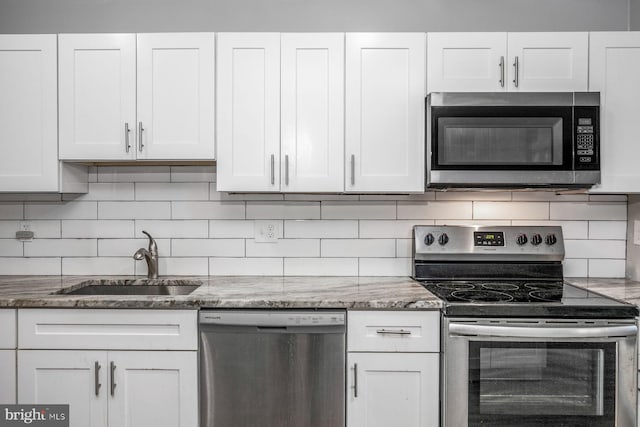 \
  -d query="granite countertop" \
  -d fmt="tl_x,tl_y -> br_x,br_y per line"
0,276 -> 441,310
565,278 -> 640,307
